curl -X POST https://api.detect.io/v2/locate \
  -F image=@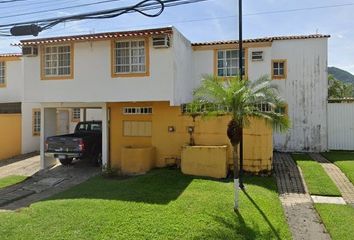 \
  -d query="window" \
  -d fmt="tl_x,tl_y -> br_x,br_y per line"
123,107 -> 152,115
256,102 -> 272,112
0,61 -> 5,87
251,51 -> 263,61
275,104 -> 288,115
42,44 -> 73,79
33,109 -> 41,136
72,108 -> 81,122
216,49 -> 245,77
272,60 -> 287,79
112,39 -> 149,77
123,121 -> 152,137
